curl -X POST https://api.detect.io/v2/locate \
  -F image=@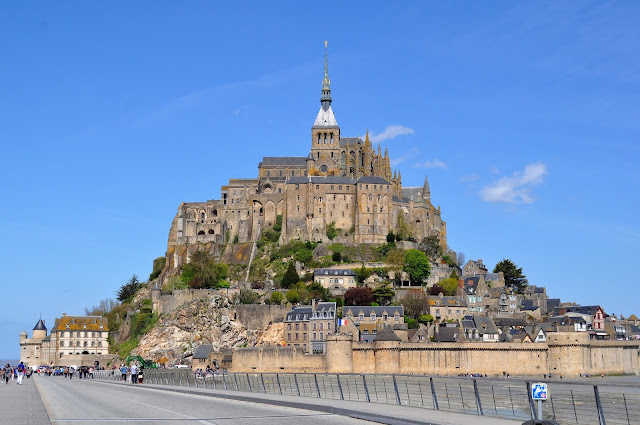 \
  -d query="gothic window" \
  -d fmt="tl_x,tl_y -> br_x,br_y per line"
340,152 -> 346,168
198,230 -> 205,235
291,171 -> 294,177
331,152 -> 333,158
213,209 -> 217,217
324,133 -> 327,144
368,194 -> 372,201
330,133 -> 333,144
208,229 -> 214,234
317,134 -> 321,144
201,212 -> 205,219
317,152 -> 320,158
